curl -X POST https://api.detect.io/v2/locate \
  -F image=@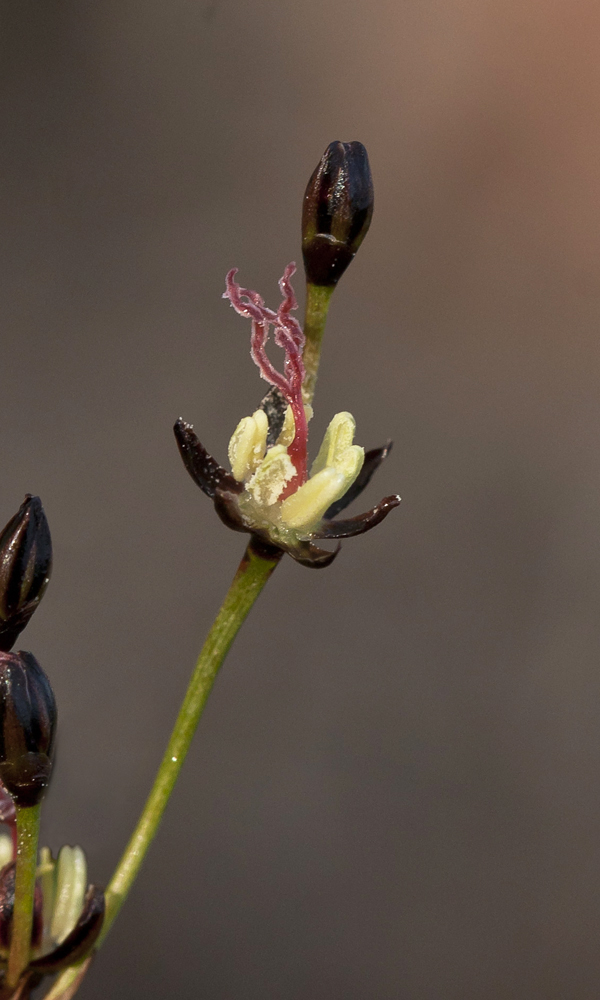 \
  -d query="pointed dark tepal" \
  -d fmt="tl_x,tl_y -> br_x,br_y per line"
314,495 -> 401,540
31,886 -> 105,974
174,420 -> 243,500
292,542 -> 341,569
259,386 -> 288,448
